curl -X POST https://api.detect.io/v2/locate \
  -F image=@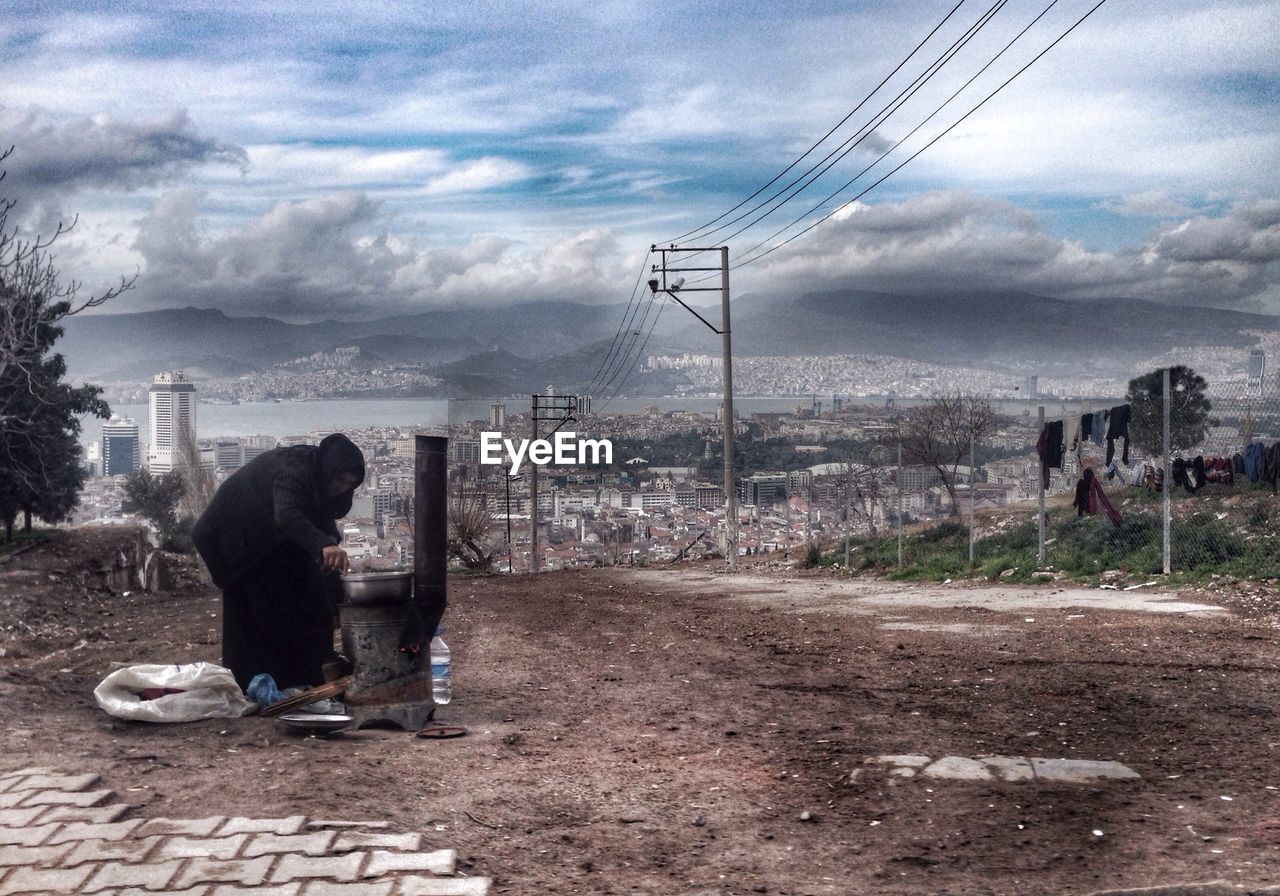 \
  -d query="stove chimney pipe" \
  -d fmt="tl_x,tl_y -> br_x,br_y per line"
414,434 -> 448,634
